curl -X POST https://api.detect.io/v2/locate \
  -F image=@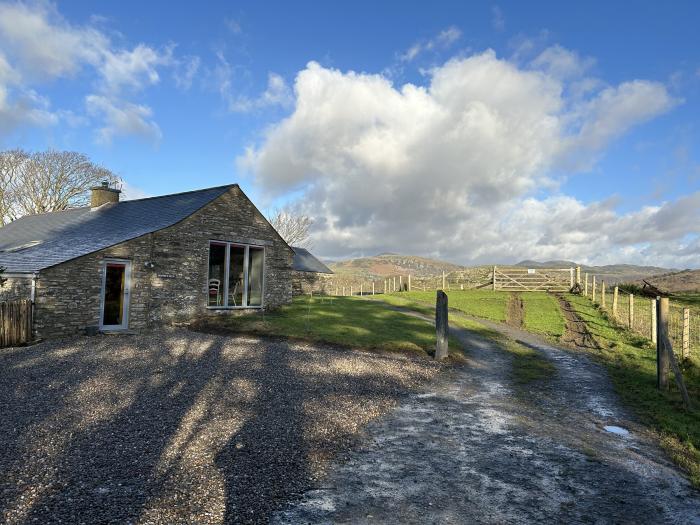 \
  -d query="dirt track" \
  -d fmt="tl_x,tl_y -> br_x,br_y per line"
556,294 -> 600,350
274,312 -> 700,524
